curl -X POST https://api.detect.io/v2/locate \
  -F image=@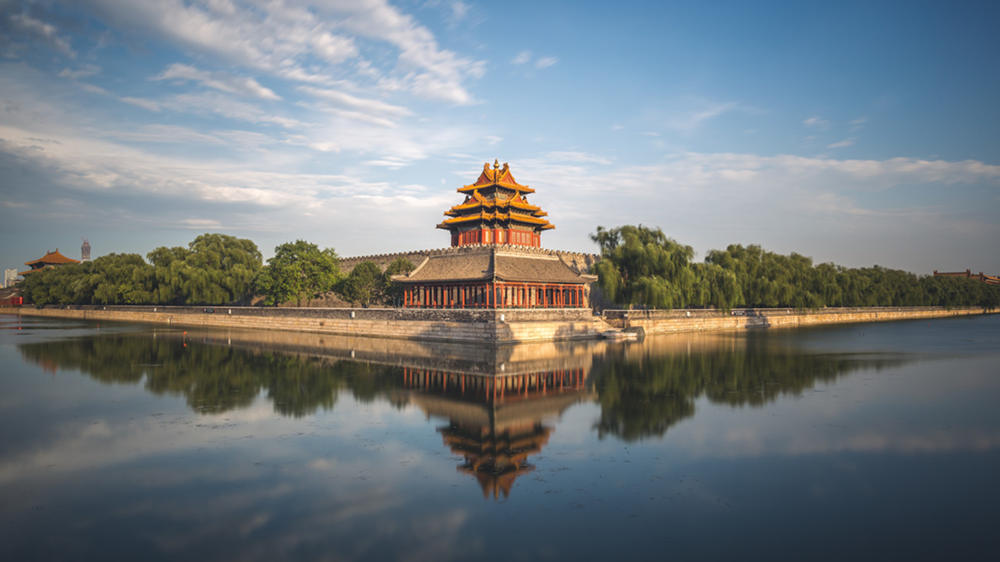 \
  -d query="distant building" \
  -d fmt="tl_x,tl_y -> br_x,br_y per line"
3,269 -> 18,288
933,269 -> 1000,286
21,249 -> 81,276
81,238 -> 91,262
